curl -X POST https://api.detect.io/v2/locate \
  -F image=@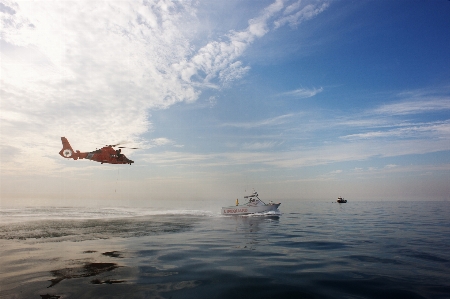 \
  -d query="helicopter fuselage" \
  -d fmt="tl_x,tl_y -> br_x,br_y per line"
59,137 -> 134,165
